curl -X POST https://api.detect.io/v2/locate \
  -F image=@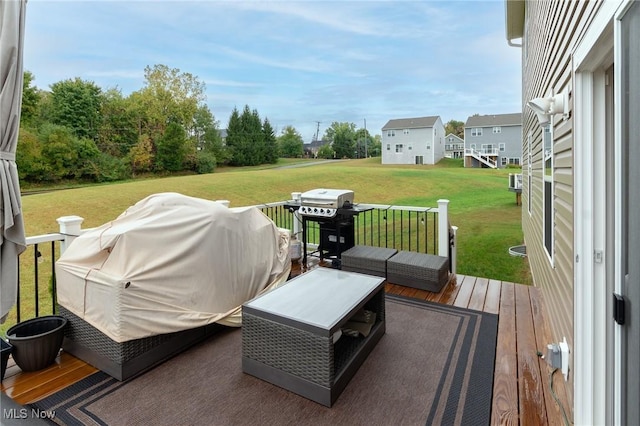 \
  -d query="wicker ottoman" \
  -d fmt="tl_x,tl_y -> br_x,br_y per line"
341,245 -> 398,277
386,251 -> 450,292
